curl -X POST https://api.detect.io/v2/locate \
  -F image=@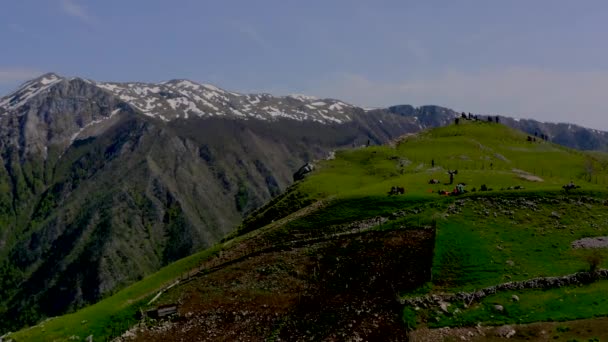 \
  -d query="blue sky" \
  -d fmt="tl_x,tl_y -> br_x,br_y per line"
1,0 -> 608,129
